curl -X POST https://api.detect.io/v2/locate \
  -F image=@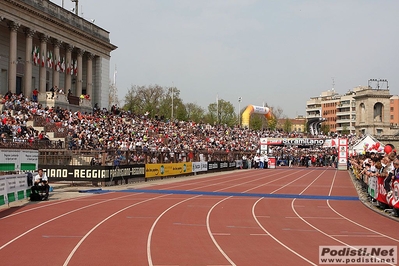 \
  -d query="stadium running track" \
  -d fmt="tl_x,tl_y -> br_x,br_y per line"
0,167 -> 398,266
